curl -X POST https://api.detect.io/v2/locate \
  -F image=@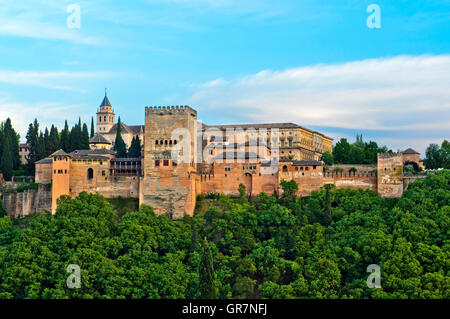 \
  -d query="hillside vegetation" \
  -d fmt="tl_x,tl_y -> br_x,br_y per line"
0,171 -> 448,299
